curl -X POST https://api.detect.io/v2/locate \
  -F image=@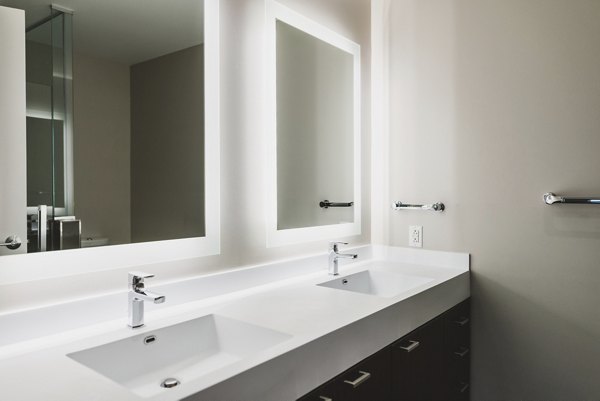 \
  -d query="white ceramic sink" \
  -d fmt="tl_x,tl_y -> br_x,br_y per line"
67,314 -> 291,398
317,269 -> 433,298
